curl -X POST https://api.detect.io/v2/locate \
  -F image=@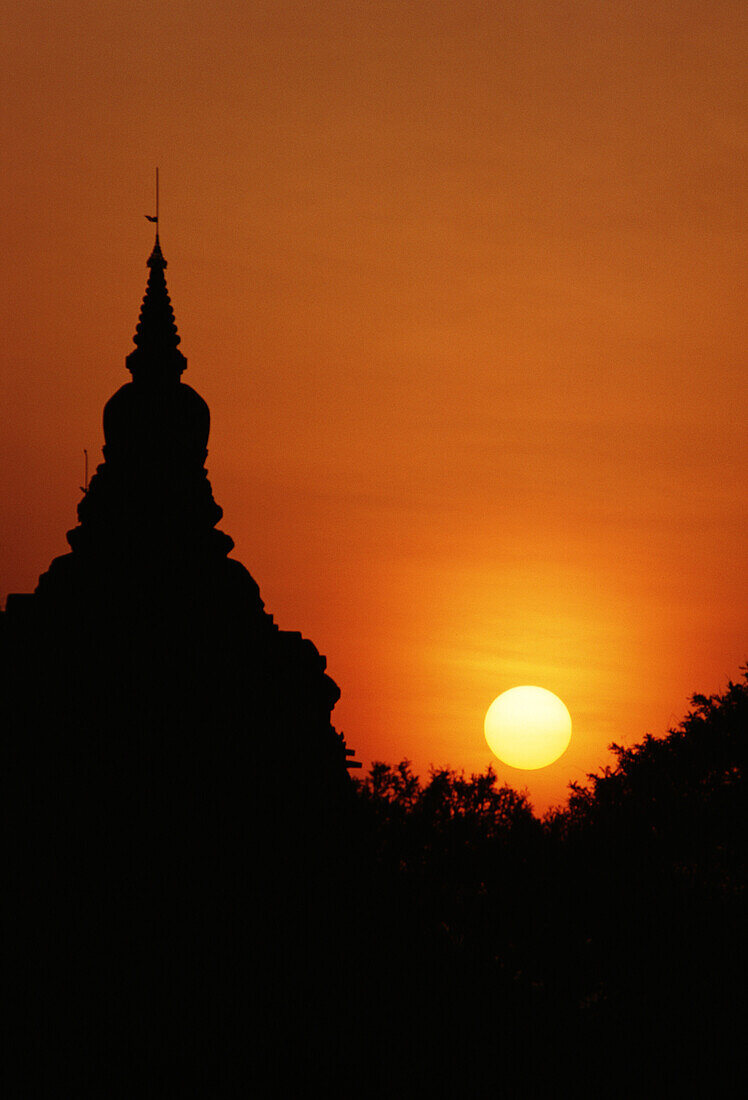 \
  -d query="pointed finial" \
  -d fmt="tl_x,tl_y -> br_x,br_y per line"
144,168 -> 163,266
145,167 -> 159,230
126,170 -> 186,383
